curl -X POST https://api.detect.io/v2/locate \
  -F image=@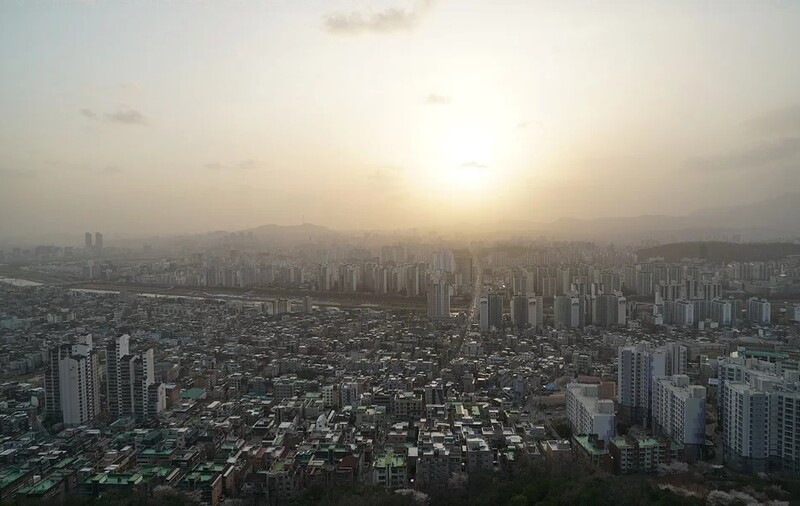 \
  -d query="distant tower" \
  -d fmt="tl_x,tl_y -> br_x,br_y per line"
426,280 -> 451,320
85,232 -> 93,251
95,232 -> 103,251
479,292 -> 503,331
